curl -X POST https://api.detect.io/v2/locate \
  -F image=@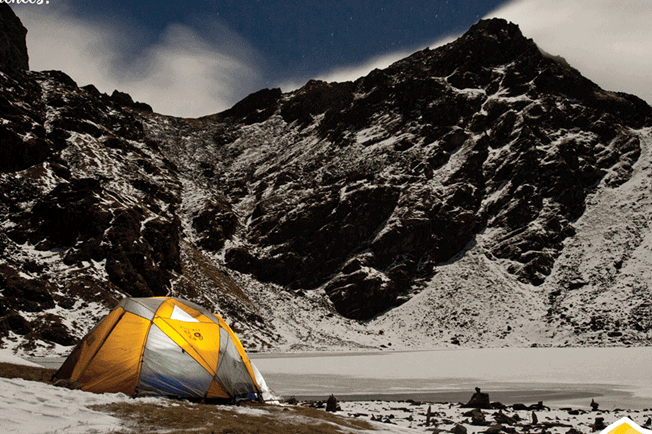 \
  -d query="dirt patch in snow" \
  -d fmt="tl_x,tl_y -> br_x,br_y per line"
94,400 -> 375,434
0,361 -> 56,383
